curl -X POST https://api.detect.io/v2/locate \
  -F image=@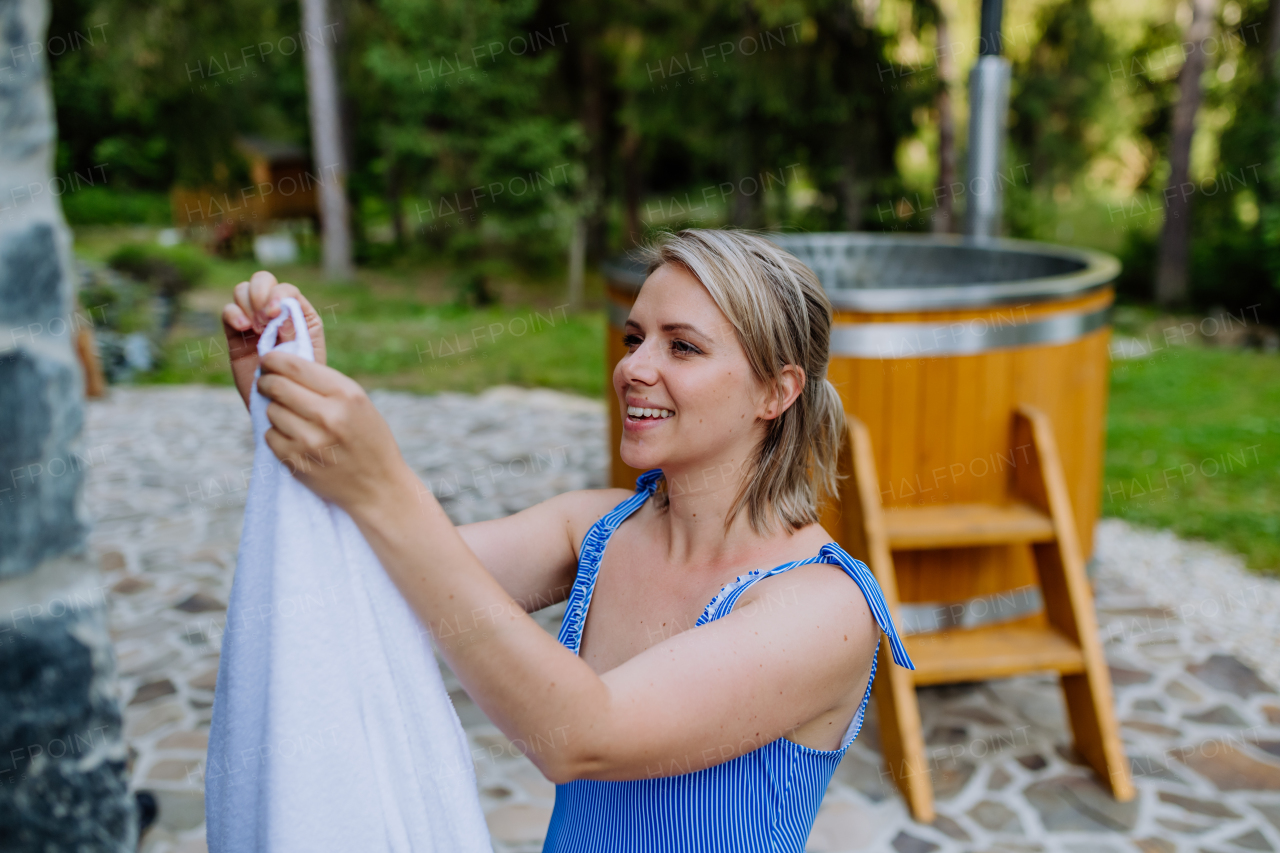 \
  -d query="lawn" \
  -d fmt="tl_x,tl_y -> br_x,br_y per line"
1103,345 -> 1280,574
161,284 -> 606,398
78,226 -> 608,398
